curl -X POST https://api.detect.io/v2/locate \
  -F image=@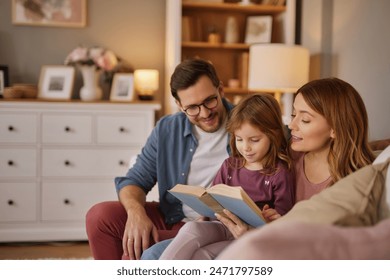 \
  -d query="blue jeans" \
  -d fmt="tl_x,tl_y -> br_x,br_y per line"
141,238 -> 173,260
